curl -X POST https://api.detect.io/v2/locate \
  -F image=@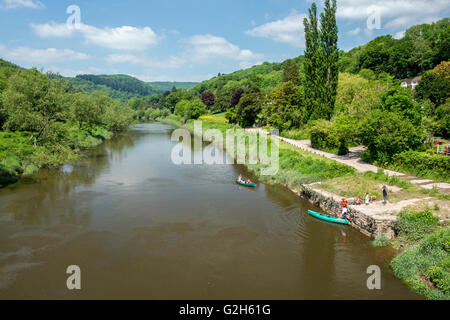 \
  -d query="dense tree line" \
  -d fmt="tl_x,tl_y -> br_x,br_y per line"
0,63 -> 133,185
76,74 -> 161,96
142,4 -> 449,176
340,18 -> 450,79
